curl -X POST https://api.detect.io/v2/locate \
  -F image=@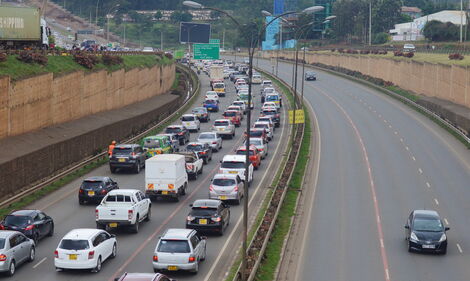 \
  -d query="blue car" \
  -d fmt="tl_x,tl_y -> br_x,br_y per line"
203,100 -> 219,112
